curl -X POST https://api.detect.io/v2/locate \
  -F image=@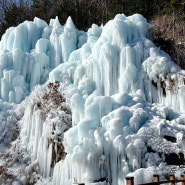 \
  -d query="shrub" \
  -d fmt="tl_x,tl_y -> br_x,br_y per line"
36,81 -> 68,114
35,81 -> 72,166
42,81 -> 66,106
